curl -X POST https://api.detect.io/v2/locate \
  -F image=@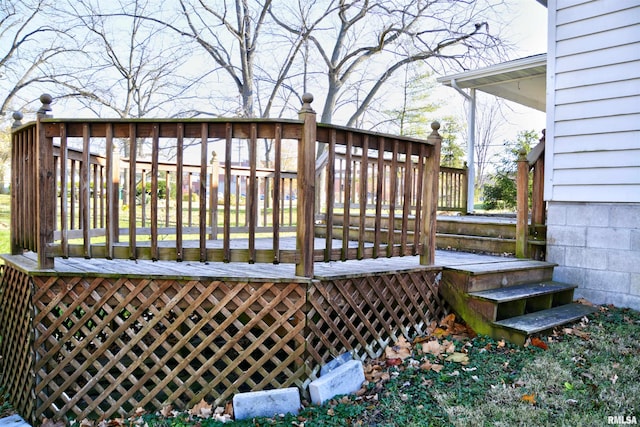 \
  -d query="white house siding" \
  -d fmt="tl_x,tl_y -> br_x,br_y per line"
545,0 -> 640,310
